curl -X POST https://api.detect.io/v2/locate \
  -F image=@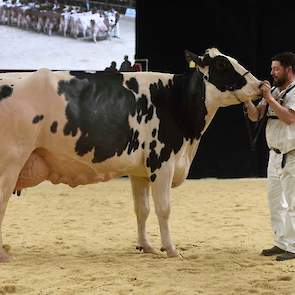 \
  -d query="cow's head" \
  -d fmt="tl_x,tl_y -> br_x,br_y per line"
185,48 -> 262,106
